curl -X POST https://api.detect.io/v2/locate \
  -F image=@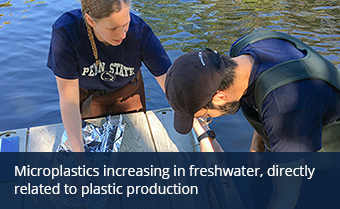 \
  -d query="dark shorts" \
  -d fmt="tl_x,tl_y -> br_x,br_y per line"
79,70 -> 146,119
